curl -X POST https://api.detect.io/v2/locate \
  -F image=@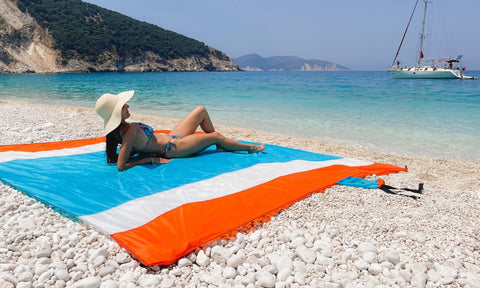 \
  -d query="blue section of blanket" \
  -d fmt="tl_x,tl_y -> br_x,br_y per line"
0,143 -> 340,217
337,176 -> 380,189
